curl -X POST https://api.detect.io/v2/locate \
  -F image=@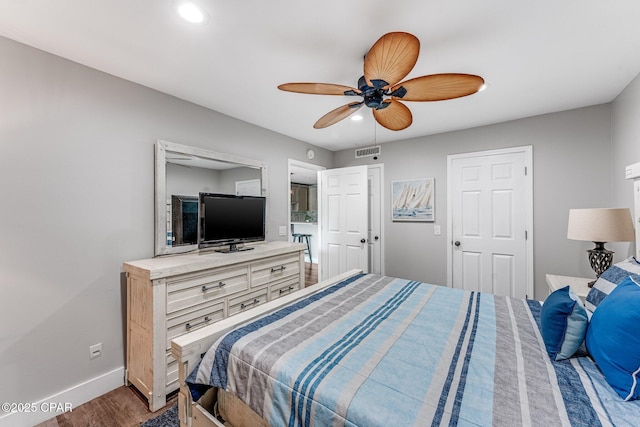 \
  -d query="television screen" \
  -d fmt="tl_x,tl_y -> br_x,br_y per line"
198,193 -> 266,251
